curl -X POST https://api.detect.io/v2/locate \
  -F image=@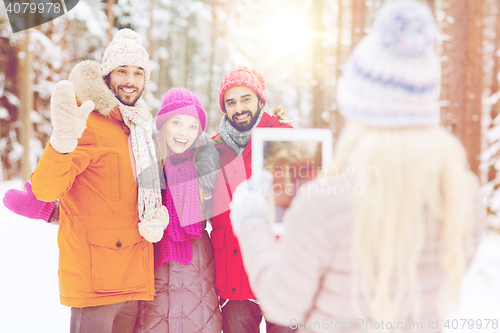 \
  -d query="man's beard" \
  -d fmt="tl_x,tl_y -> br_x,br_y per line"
227,109 -> 261,132
110,84 -> 143,106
